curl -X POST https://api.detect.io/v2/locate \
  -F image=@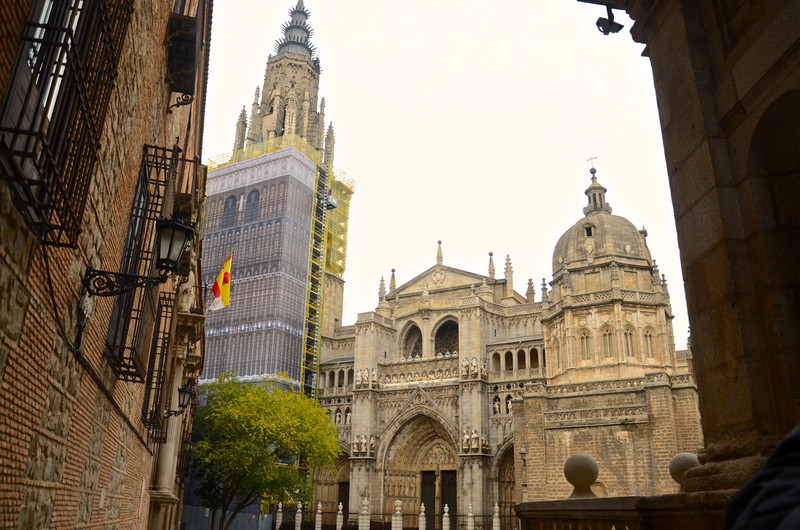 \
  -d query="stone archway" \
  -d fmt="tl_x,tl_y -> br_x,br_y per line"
497,447 -> 516,530
382,414 -> 458,526
316,452 -> 351,524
